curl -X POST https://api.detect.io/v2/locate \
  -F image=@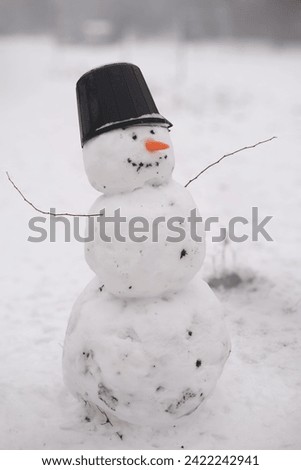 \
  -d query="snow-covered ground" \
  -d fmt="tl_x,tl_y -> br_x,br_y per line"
0,36 -> 300,449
